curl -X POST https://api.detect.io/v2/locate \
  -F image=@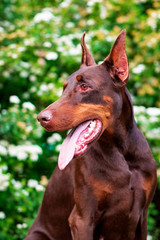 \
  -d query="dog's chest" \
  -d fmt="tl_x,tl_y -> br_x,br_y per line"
87,167 -> 145,215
